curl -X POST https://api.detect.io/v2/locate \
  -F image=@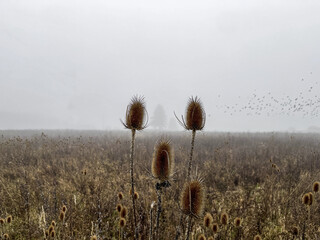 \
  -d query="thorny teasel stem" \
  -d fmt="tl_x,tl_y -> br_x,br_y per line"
187,129 -> 196,181
155,184 -> 162,240
185,217 -> 192,240
130,129 -> 138,239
